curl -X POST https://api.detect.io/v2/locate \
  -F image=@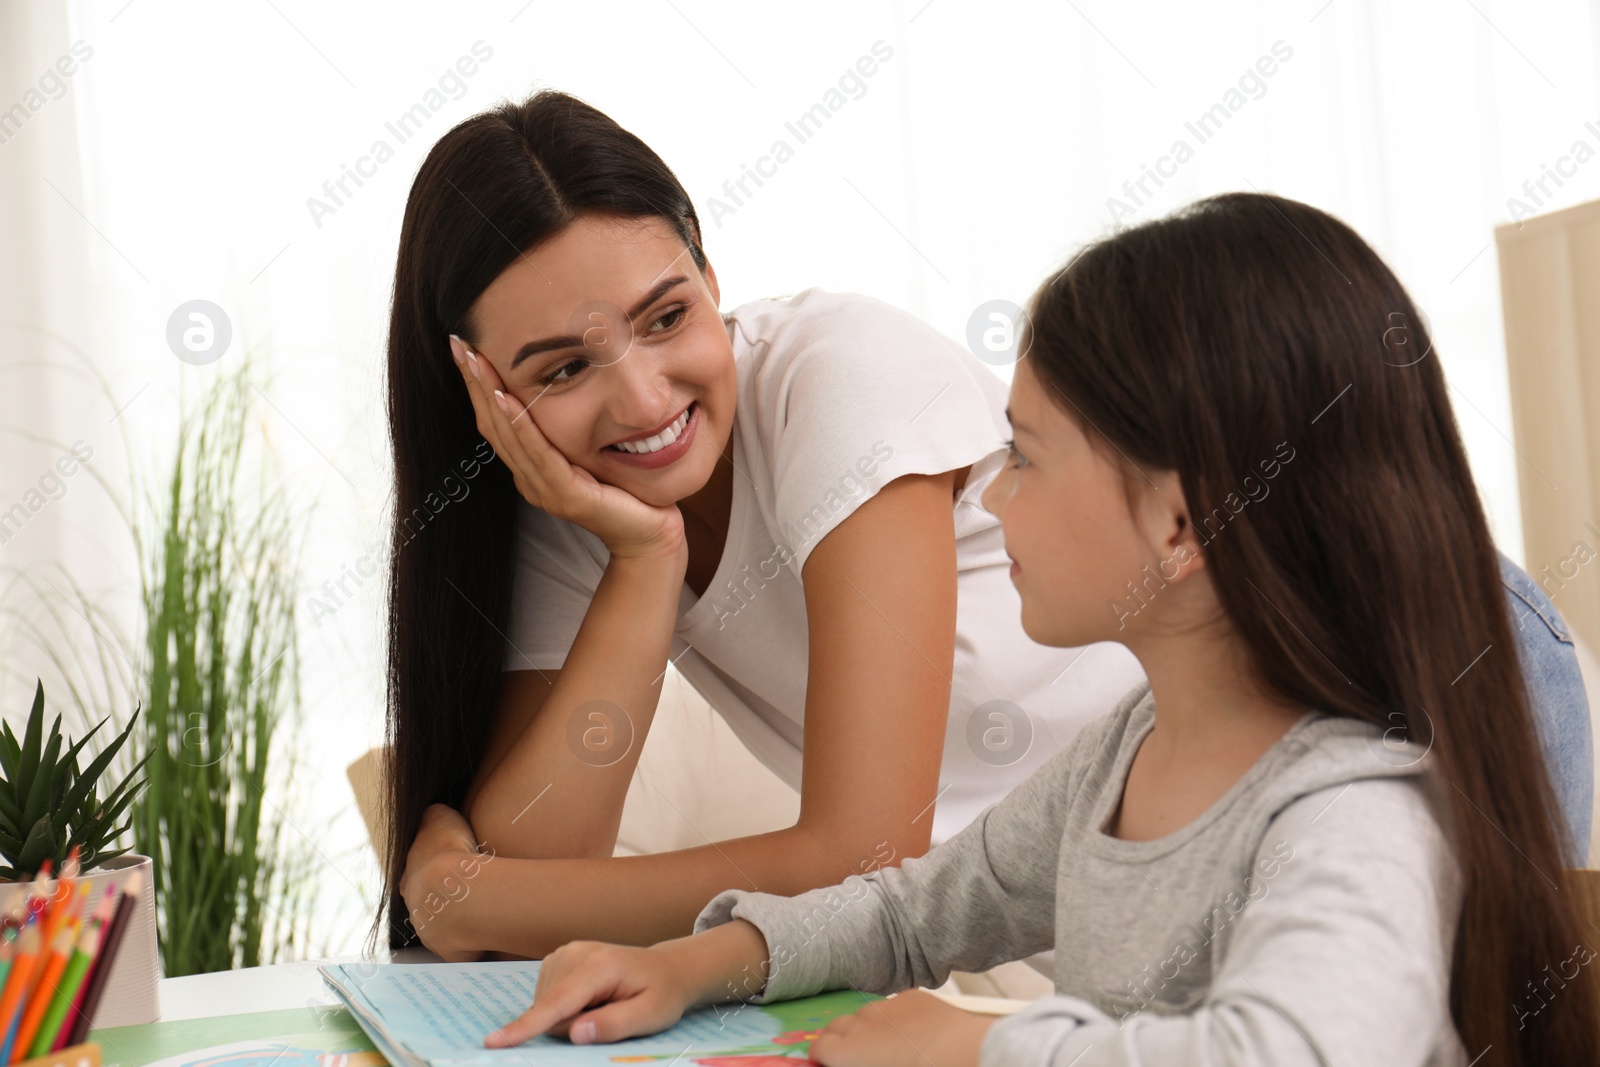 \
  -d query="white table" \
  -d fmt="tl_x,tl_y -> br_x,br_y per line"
154,947 -> 442,1022
153,946 -> 1029,1024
